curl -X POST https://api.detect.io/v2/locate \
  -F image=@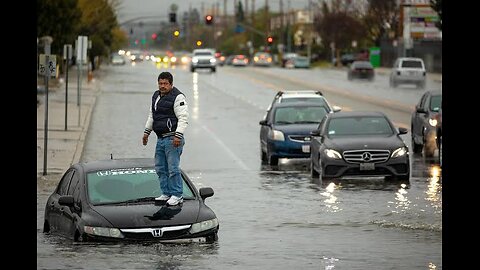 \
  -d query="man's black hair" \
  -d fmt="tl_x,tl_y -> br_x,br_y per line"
158,72 -> 173,84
